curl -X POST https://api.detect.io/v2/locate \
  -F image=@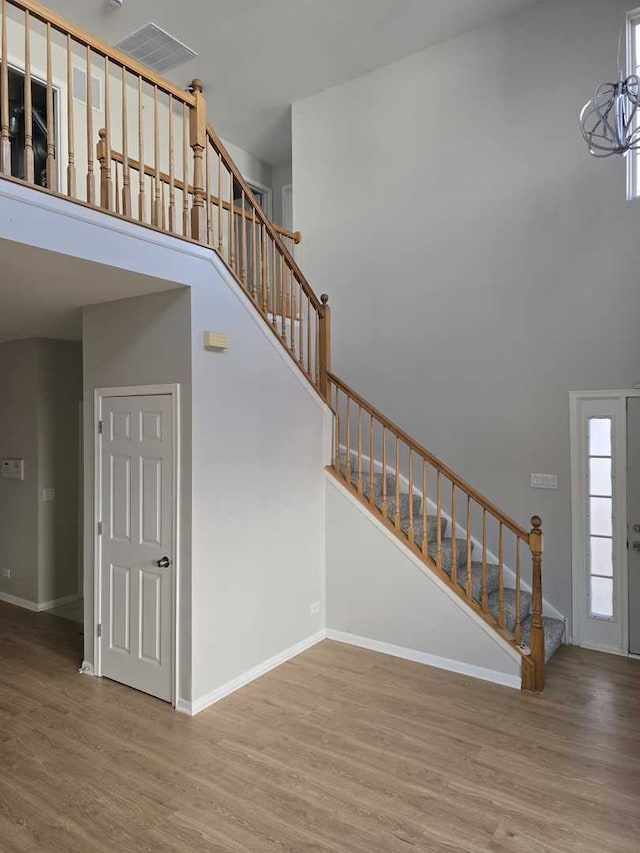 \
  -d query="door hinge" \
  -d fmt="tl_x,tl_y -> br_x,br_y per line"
97,521 -> 103,535
97,624 -> 102,638
98,420 -> 103,435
